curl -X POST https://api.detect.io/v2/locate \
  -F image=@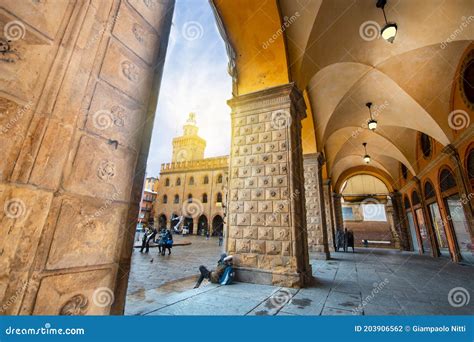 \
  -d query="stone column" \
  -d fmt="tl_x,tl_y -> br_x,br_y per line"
226,83 -> 312,287
0,0 -> 175,315
442,144 -> 474,237
323,180 -> 335,251
384,201 -> 401,249
390,191 -> 410,250
303,154 -> 330,259
333,193 -> 344,232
